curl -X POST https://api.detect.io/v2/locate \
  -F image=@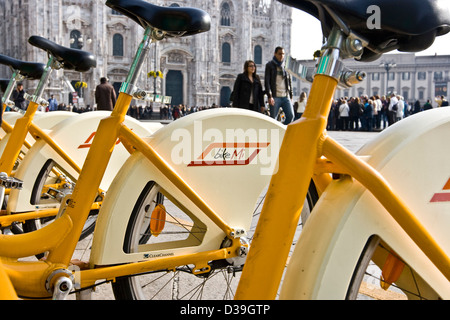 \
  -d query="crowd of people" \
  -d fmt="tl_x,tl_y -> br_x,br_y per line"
327,93 -> 449,131
5,61 -> 448,129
